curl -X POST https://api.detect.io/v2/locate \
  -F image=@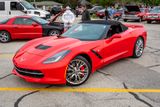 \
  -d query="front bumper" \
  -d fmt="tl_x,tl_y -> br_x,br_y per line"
13,61 -> 68,84
145,18 -> 160,21
123,15 -> 140,20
